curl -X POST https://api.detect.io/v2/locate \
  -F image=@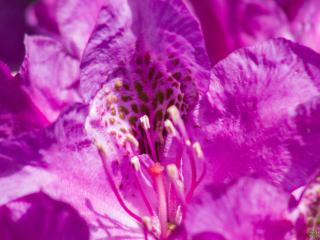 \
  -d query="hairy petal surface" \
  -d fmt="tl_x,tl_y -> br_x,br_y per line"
20,36 -> 81,122
194,38 -> 320,191
0,192 -> 89,240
